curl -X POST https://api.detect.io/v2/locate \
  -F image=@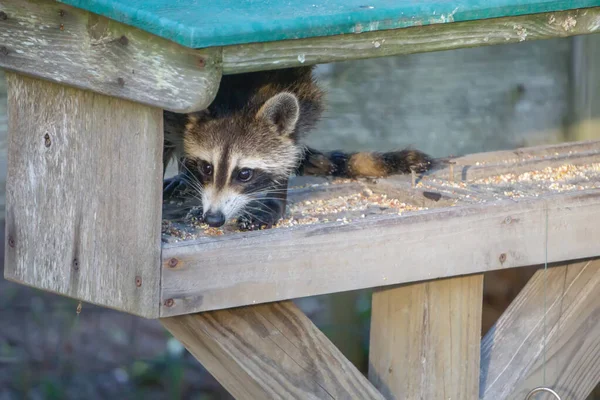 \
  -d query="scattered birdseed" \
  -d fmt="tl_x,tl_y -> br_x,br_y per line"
161,161 -> 600,242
